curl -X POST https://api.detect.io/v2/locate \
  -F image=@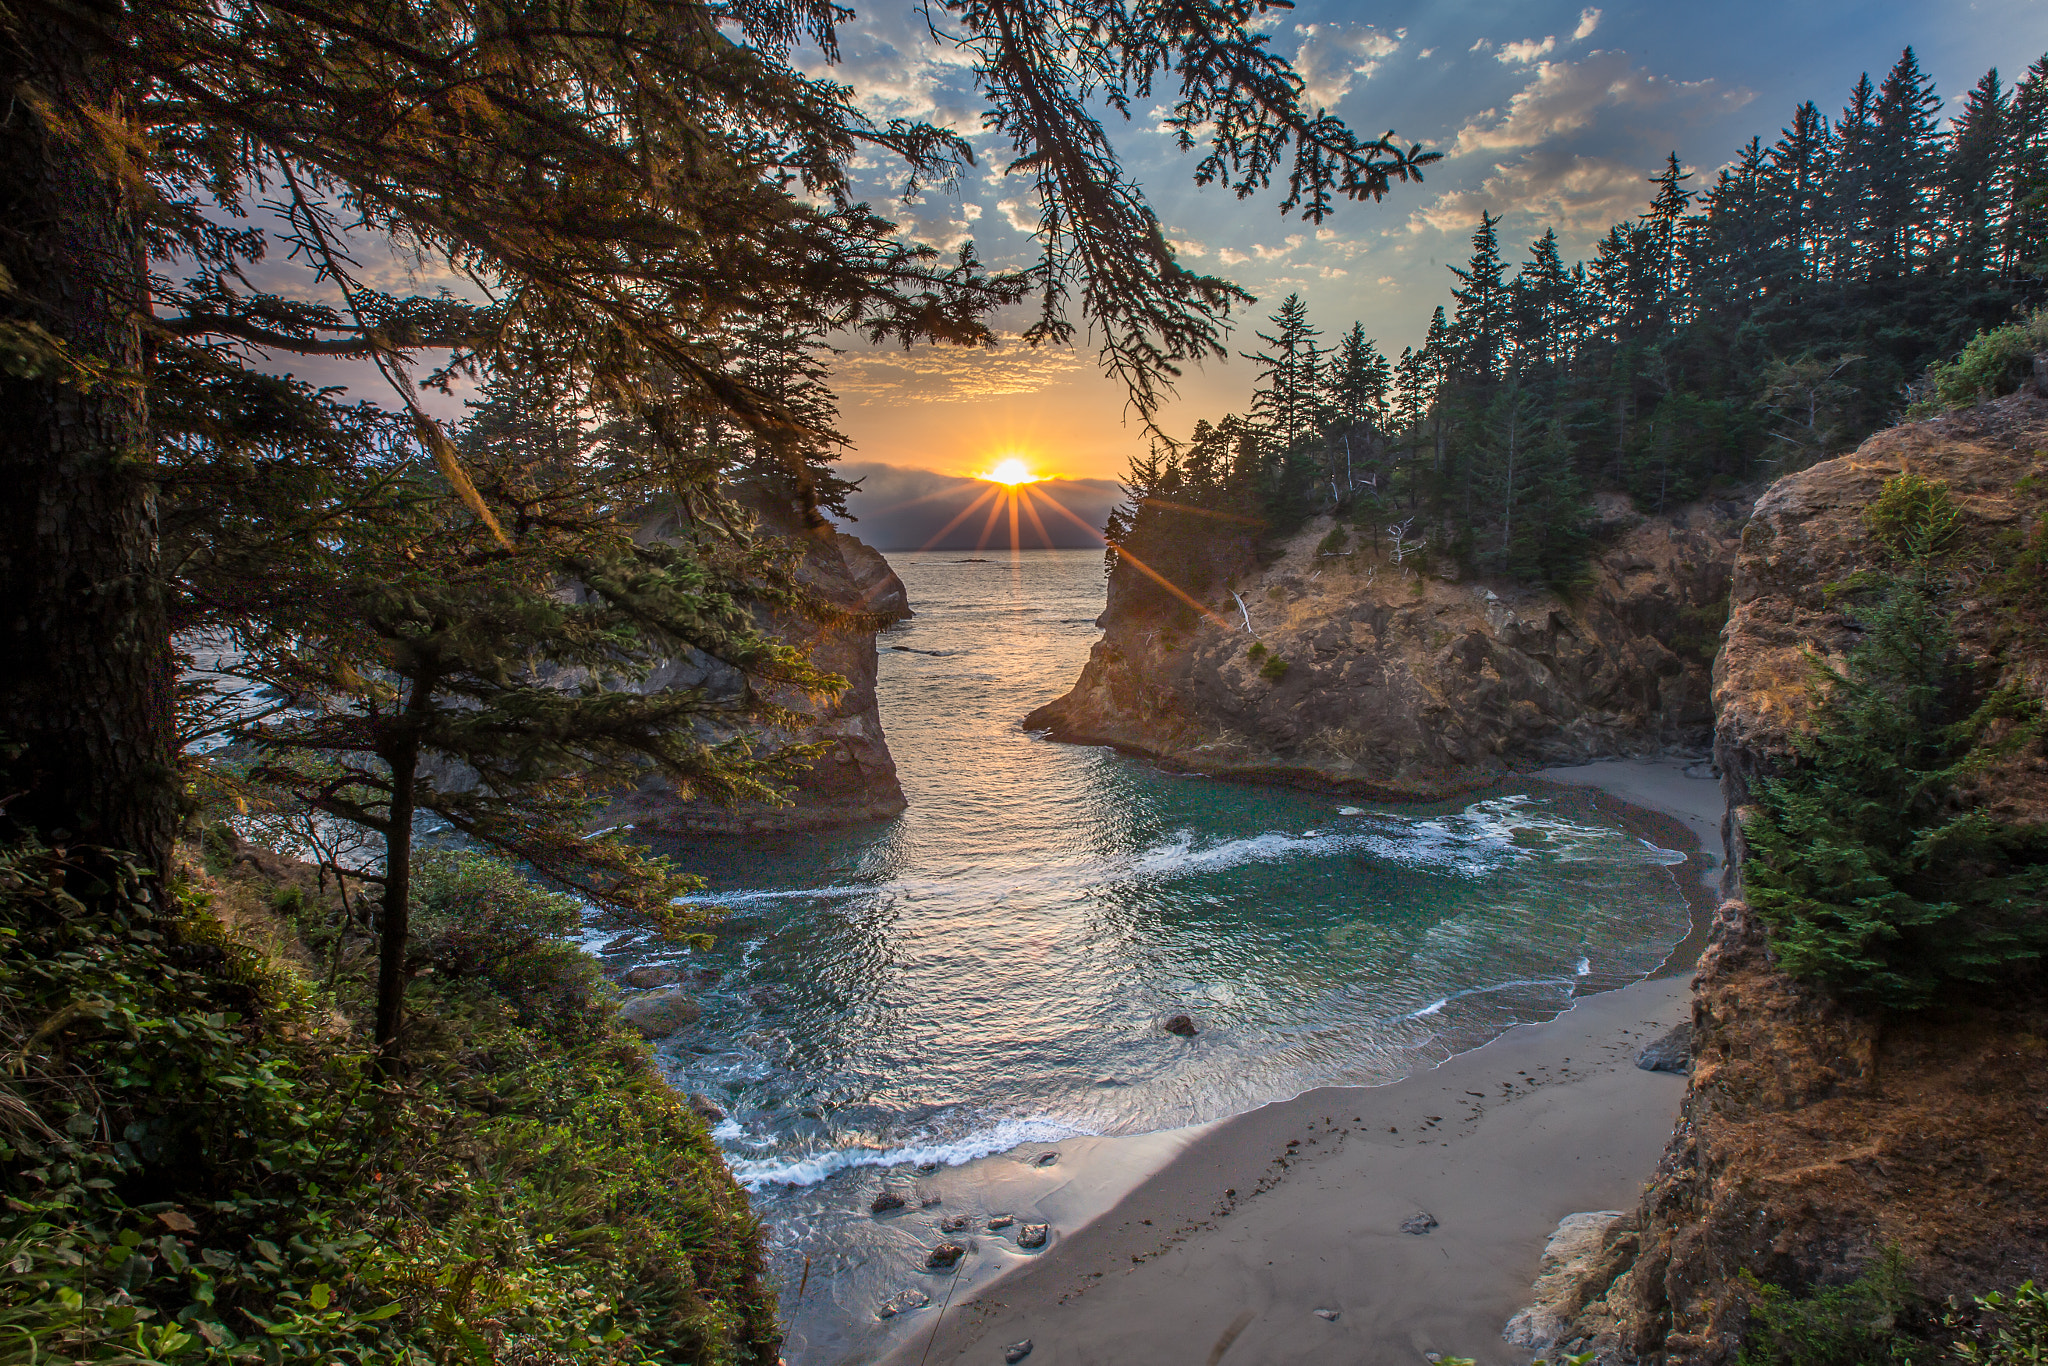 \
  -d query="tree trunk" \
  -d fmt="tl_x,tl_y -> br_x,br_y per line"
0,15 -> 173,879
373,739 -> 419,1063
